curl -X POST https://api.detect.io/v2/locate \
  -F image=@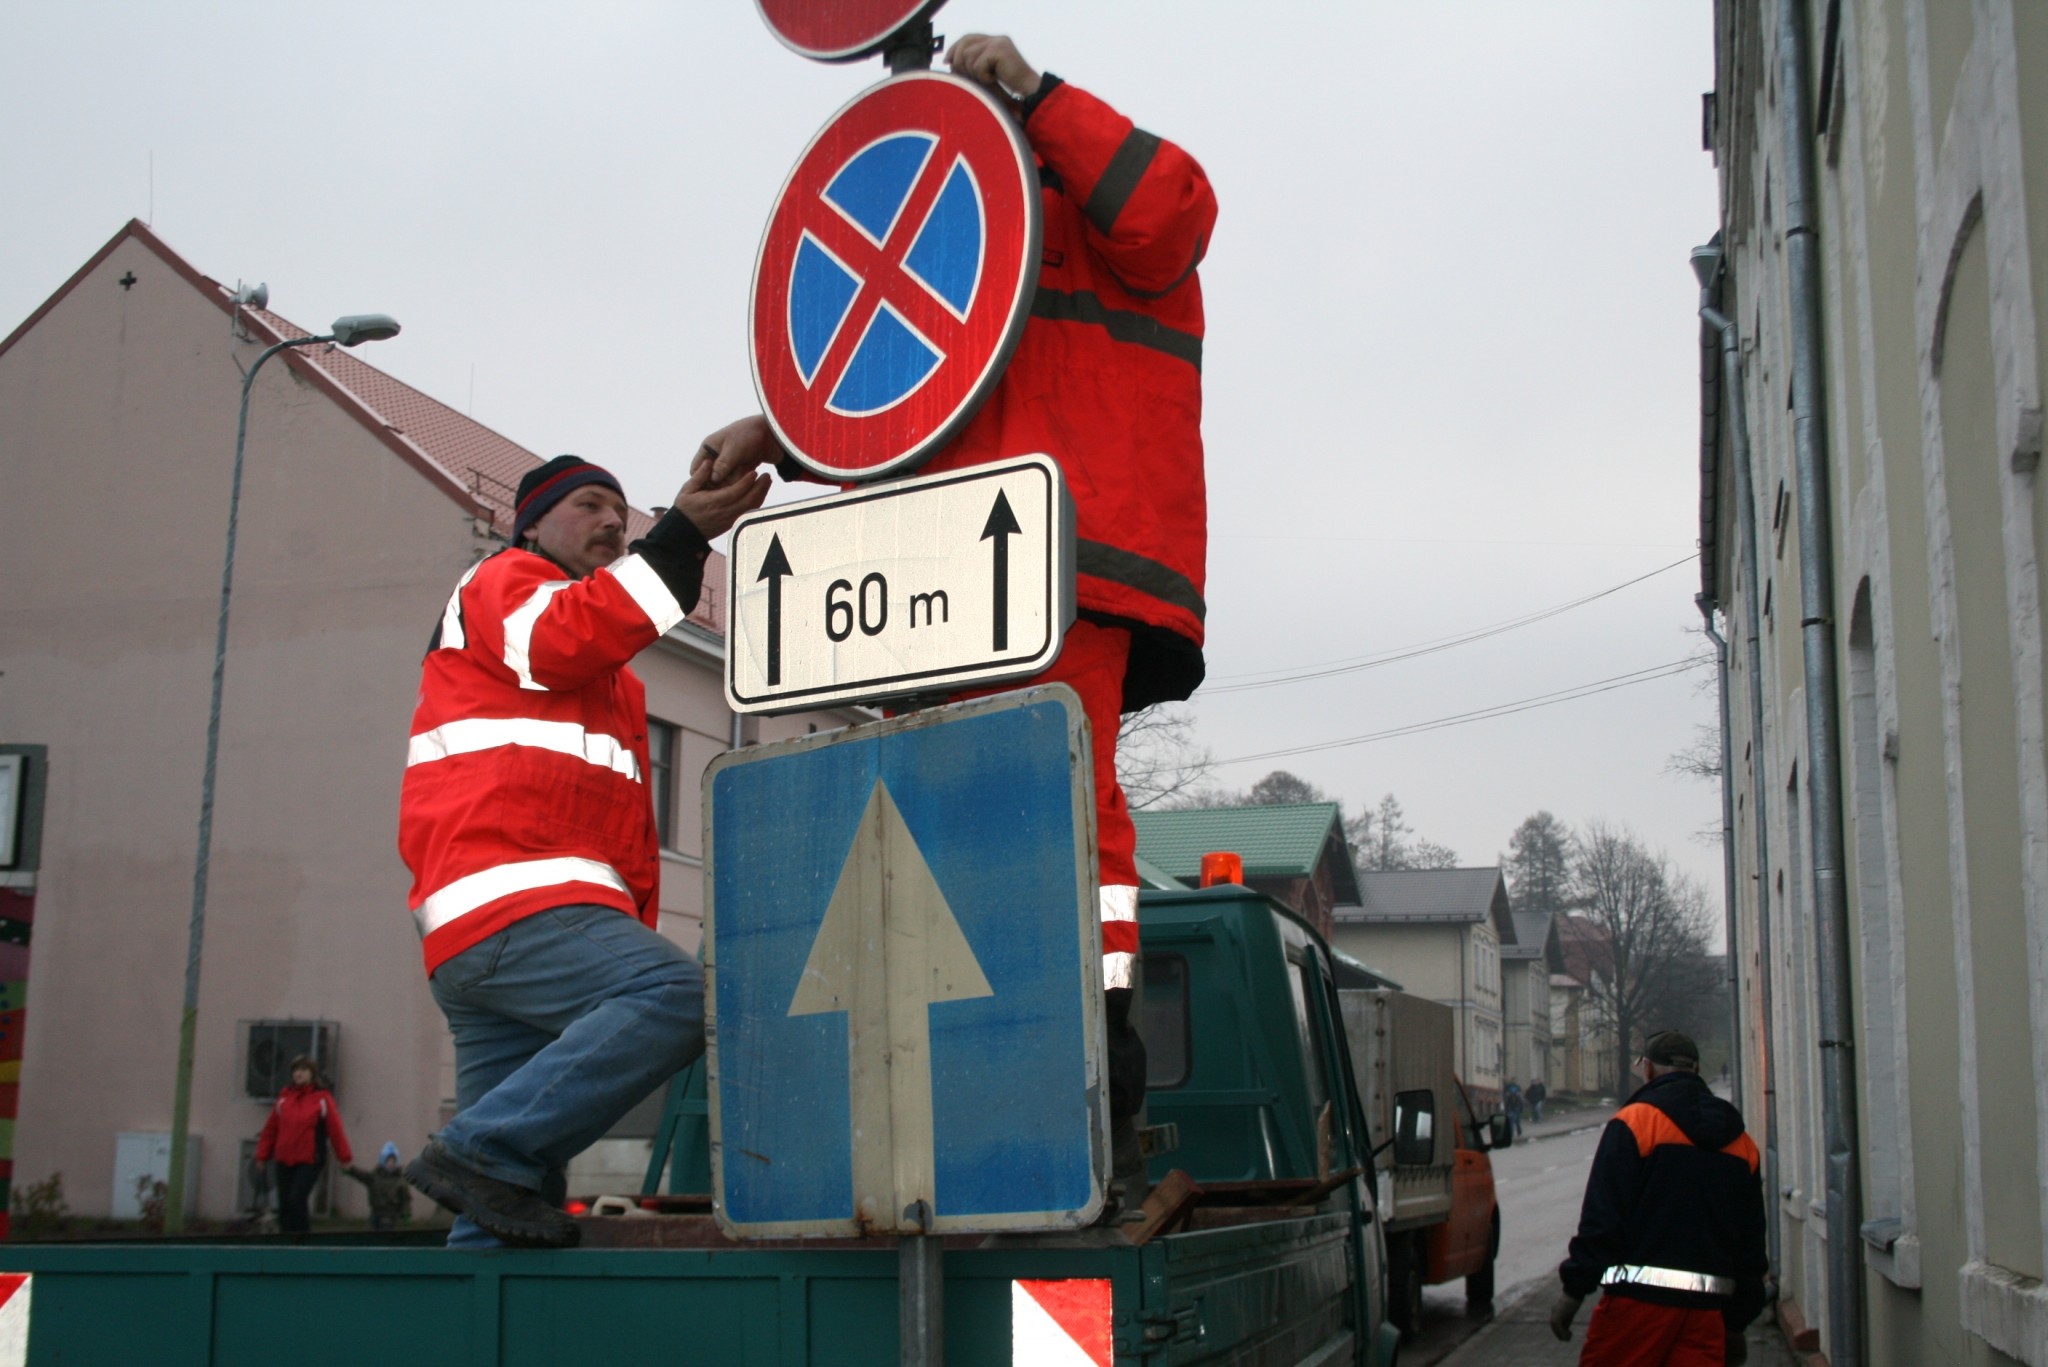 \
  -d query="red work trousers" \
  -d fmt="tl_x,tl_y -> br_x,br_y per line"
1579,1295 -> 1726,1366
955,619 -> 1138,956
